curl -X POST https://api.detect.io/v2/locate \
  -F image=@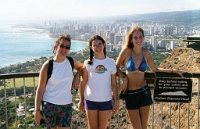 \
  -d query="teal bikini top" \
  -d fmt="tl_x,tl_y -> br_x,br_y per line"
126,51 -> 147,72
